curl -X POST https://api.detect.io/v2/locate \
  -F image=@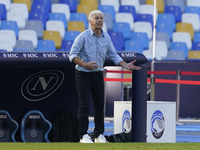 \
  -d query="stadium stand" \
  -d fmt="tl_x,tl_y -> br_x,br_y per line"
46,20 -> 65,39
13,0 -> 32,12
0,0 -> 199,60
166,0 -> 186,13
15,40 -> 34,51
103,13 -> 113,31
10,3 -> 28,20
121,0 -> 140,14
119,5 -> 137,21
164,5 -> 182,22
164,50 -> 186,60
80,0 -> 98,10
98,5 -> 115,21
67,21 -> 85,32
170,42 -> 189,59
0,30 -> 16,48
124,40 -> 143,53
49,12 -> 68,29
101,0 -> 119,13
0,0 -> 11,11
33,0 -> 52,12
139,4 -> 158,21
156,32 -> 170,49
113,22 -> 131,40
115,12 -> 134,31
51,3 -> 70,21
43,30 -> 62,49
176,22 -> 194,41
18,30 -> 38,49
60,40 -> 73,51
136,14 -> 153,30
172,32 -> 192,50
59,0 -> 78,12
188,51 -> 200,60
191,42 -> 200,50
182,13 -> 200,32
131,32 -> 149,50
25,20 -> 44,39
64,30 -> 80,41
134,21 -> 152,40
35,39 -> 56,51
146,0 -> 164,14
7,11 -> 26,30
70,12 -> 88,29
0,40 -> 13,51
0,4 -> 6,20
77,4 -> 93,17
194,33 -> 200,43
